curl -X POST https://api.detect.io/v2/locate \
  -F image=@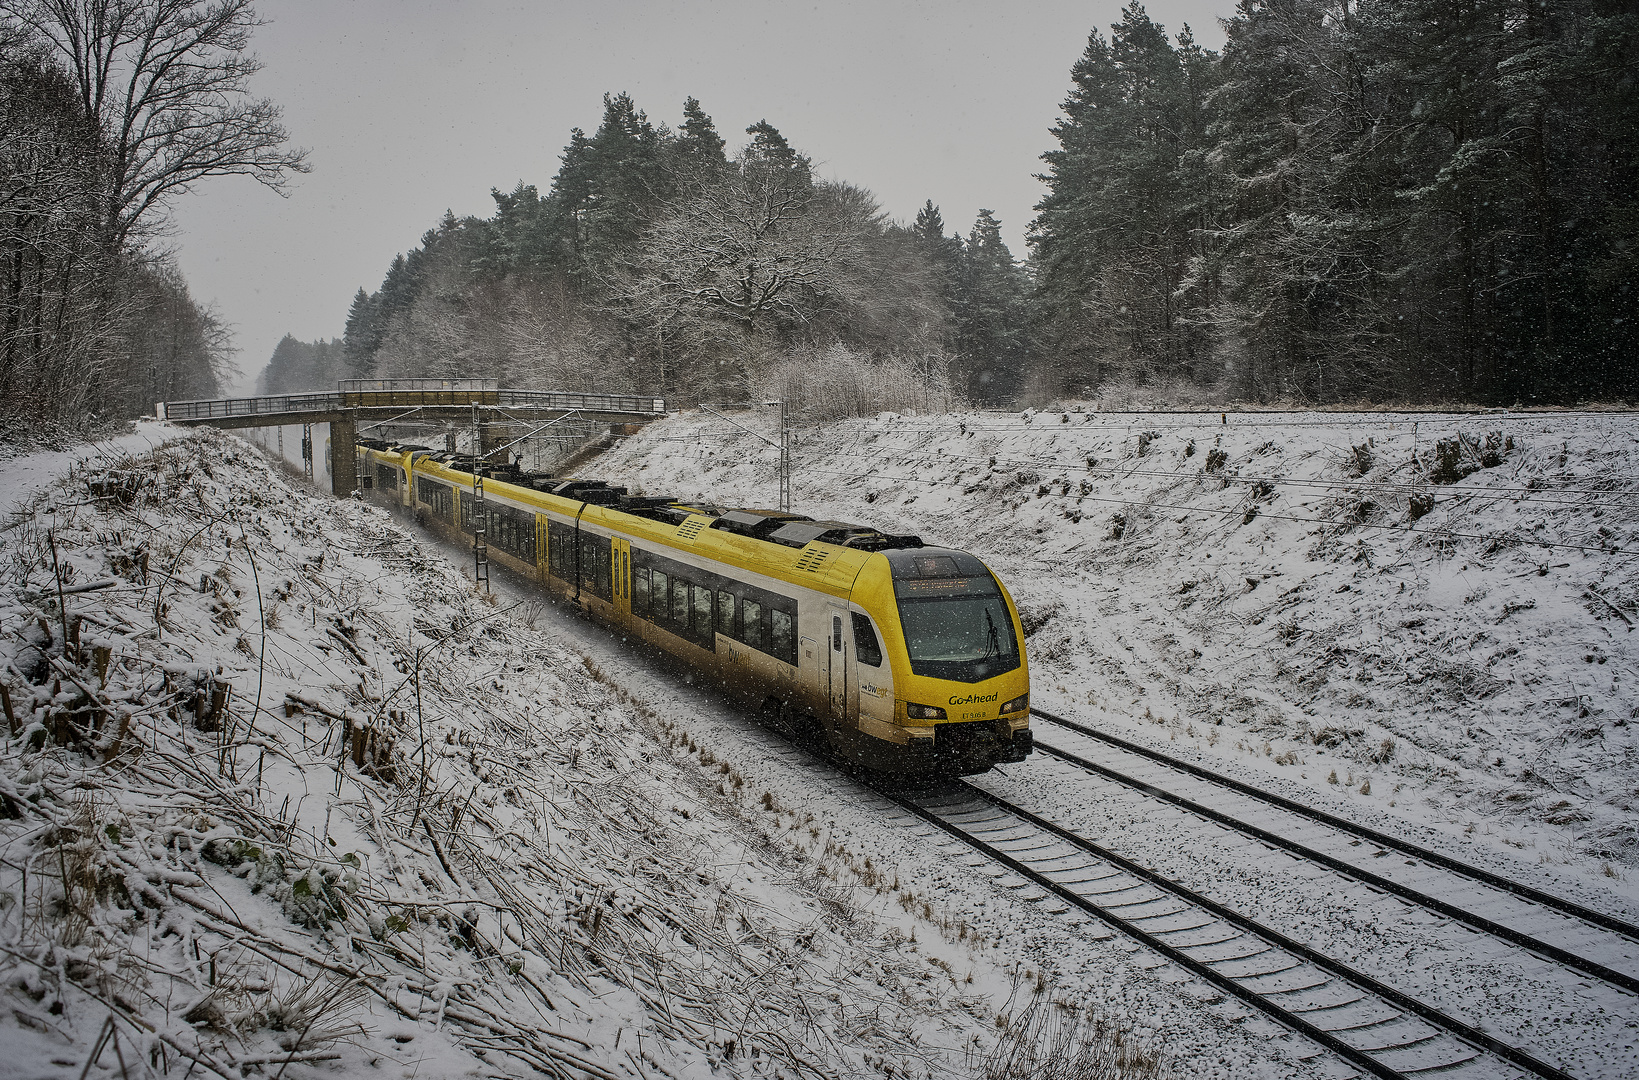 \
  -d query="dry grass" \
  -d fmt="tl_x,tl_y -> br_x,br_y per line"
977,979 -> 1169,1080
